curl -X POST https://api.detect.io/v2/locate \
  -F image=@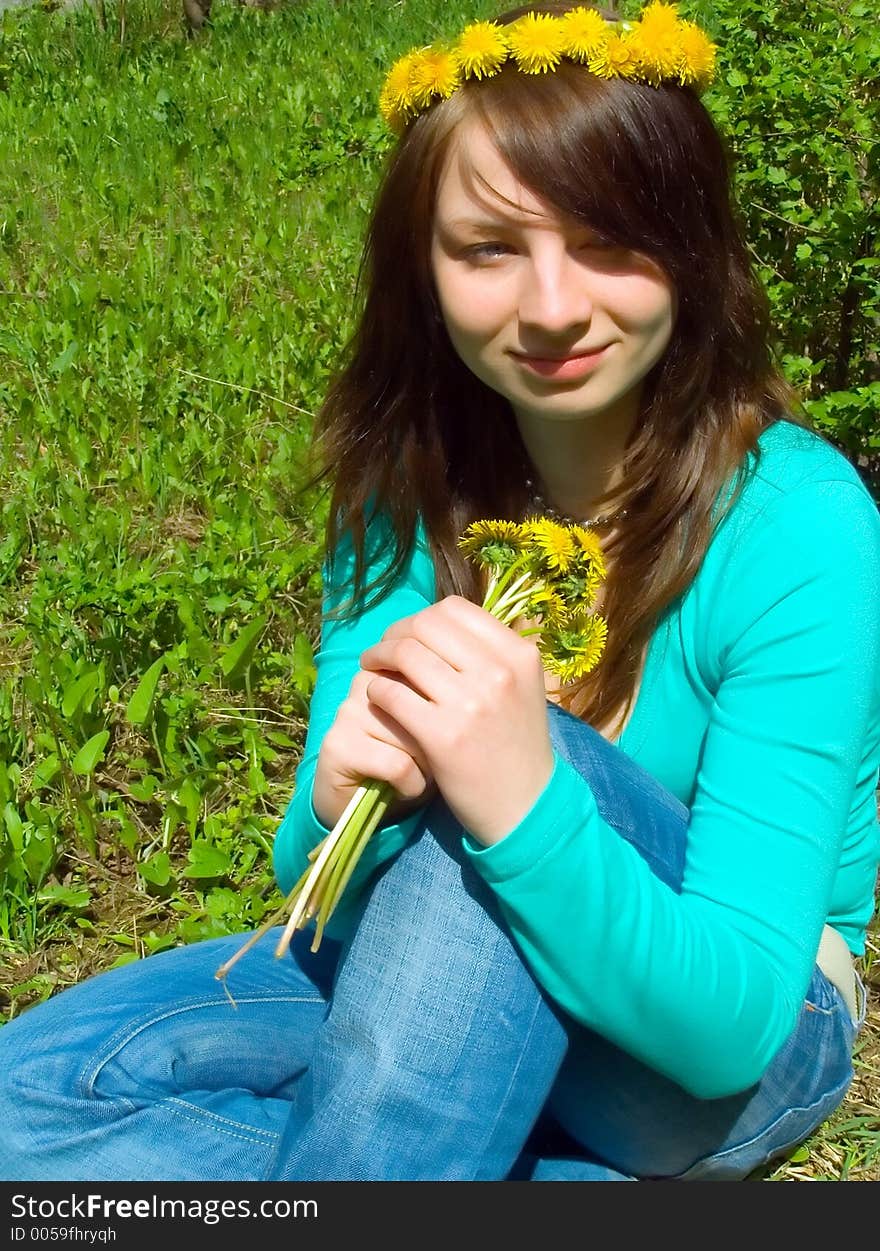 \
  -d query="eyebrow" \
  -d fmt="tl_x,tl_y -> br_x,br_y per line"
450,213 -> 540,228
442,215 -> 543,232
